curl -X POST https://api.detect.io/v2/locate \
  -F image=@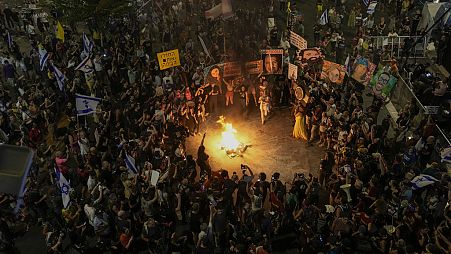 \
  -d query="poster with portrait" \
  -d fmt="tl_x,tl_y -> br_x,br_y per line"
351,56 -> 376,85
370,69 -> 398,99
295,47 -> 324,67
245,60 -> 263,75
223,61 -> 242,77
261,49 -> 283,75
288,63 -> 298,80
203,64 -> 224,86
321,60 -> 346,84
